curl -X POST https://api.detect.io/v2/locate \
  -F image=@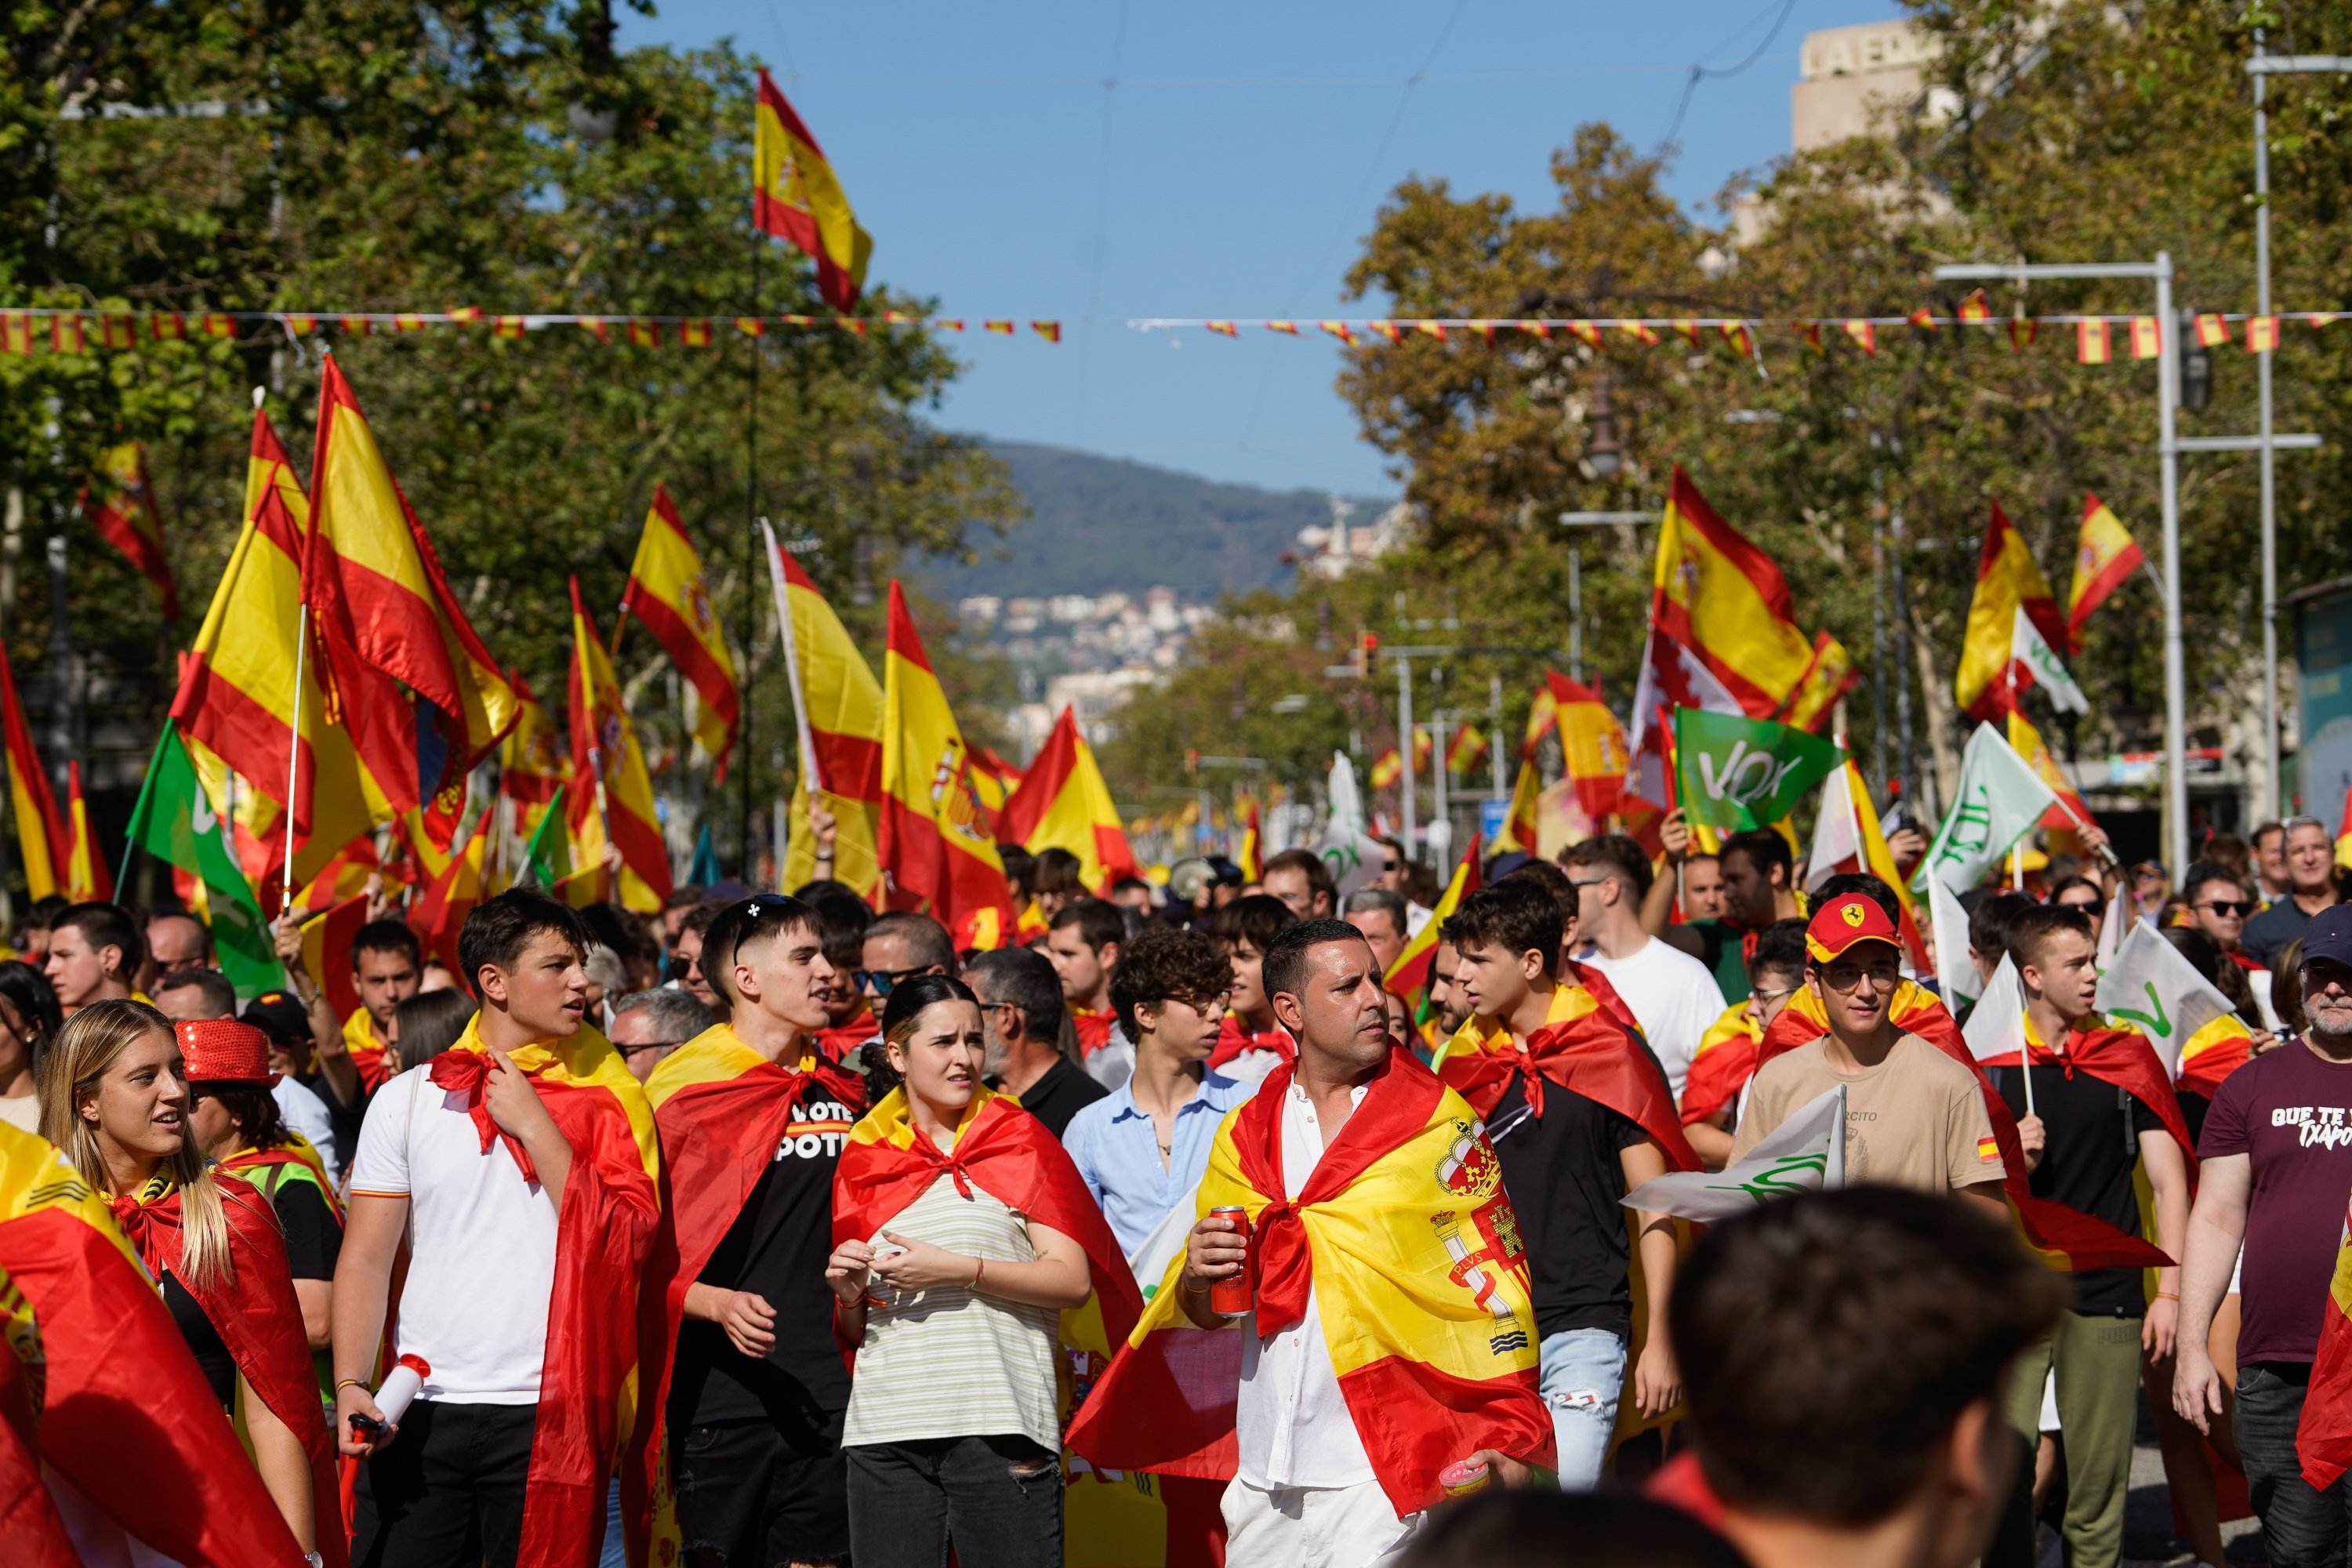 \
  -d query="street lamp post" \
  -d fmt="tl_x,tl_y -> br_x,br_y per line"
1555,511 -> 1653,692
